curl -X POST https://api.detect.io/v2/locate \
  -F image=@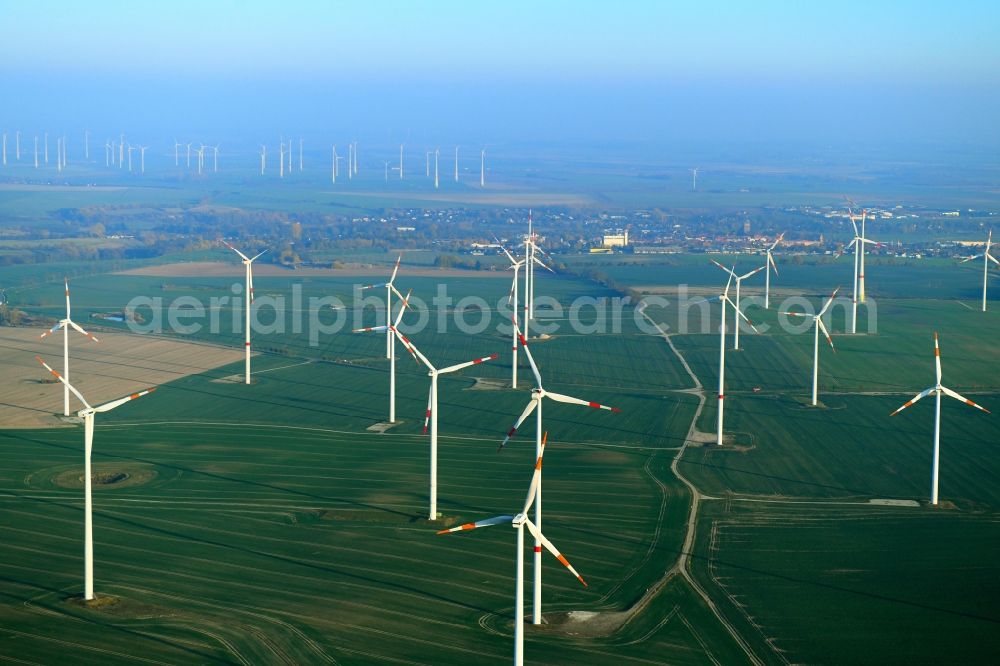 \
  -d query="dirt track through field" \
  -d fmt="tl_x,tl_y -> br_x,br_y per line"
0,327 -> 246,428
